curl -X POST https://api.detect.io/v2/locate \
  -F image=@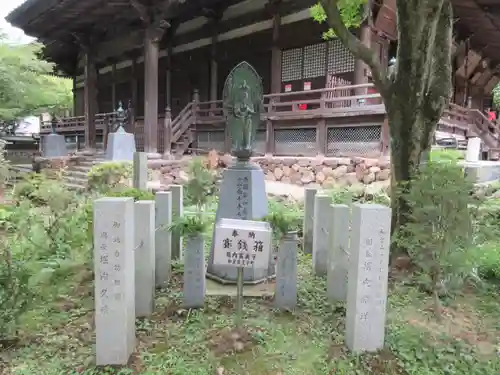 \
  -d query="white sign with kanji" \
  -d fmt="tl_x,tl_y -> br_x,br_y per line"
213,218 -> 272,269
